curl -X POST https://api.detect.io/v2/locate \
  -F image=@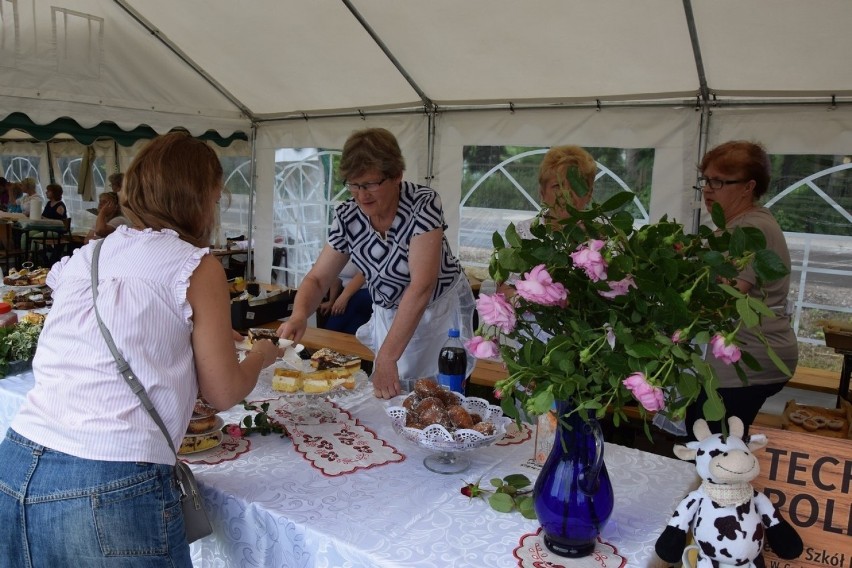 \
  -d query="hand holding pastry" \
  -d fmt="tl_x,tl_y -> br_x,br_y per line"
245,338 -> 280,368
